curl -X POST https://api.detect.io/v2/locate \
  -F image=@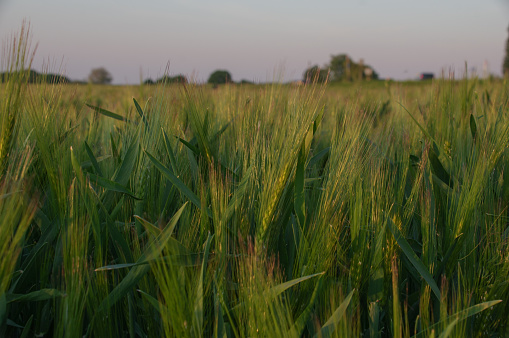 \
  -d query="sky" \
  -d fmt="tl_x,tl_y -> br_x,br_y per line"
0,0 -> 508,84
